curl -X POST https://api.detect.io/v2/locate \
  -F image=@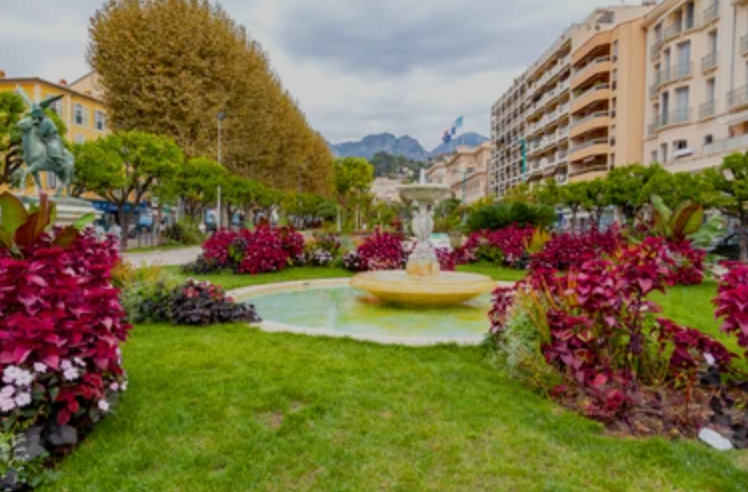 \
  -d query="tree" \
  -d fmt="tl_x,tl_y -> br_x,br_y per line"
604,164 -> 663,222
0,93 -> 26,186
535,178 -> 562,208
88,0 -> 331,191
582,178 -> 610,226
162,157 -> 227,223
331,157 -> 374,231
73,131 -> 183,248
502,182 -> 533,204
559,181 -> 591,233
222,175 -> 261,227
704,152 -> 748,262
